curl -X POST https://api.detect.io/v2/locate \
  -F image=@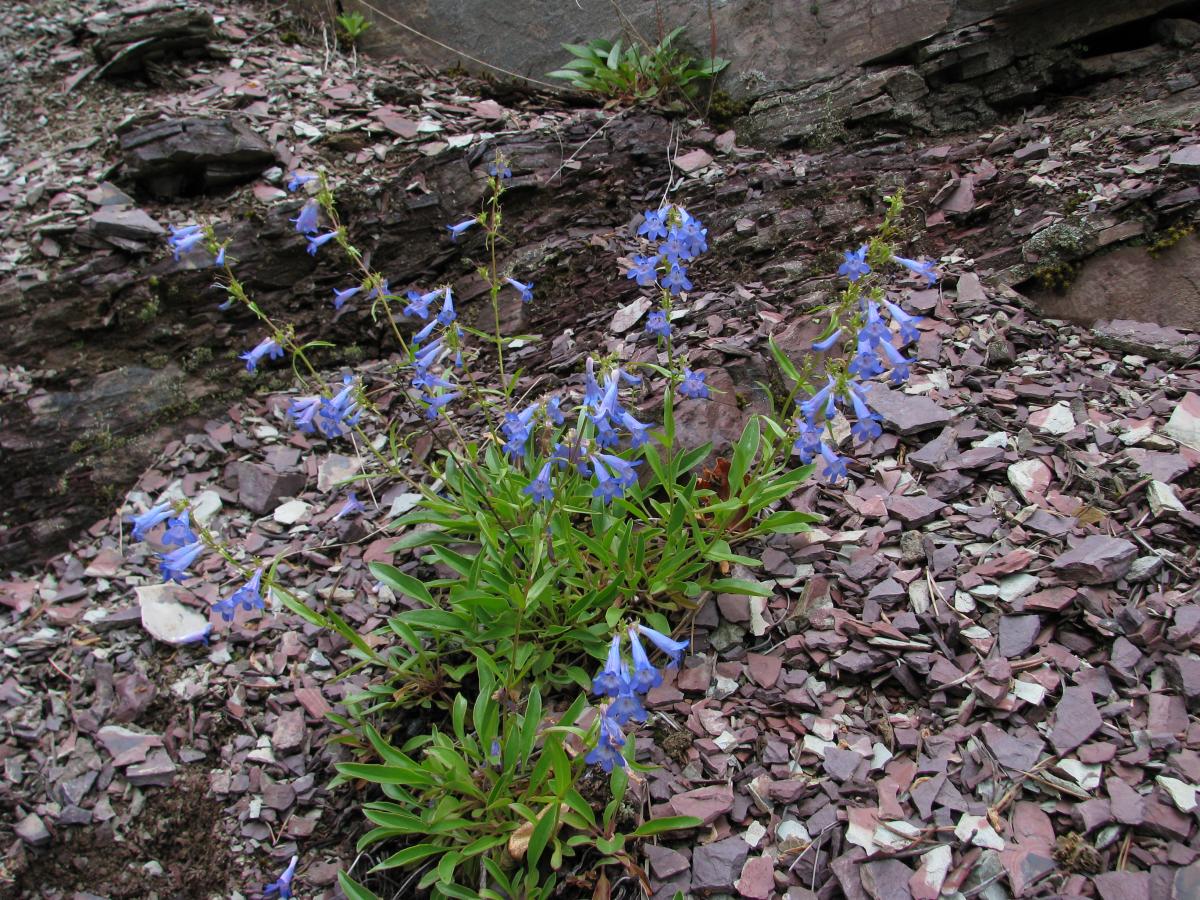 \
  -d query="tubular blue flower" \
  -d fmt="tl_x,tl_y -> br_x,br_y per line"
892,254 -> 939,284
596,452 -> 640,489
366,279 -> 391,301
403,288 -> 438,319
546,396 -> 564,426
661,263 -> 692,295
678,218 -> 708,257
169,223 -> 202,240
170,230 -> 206,260
240,337 -> 284,373
884,300 -> 923,345
793,418 -> 822,463
234,568 -> 265,613
799,378 -> 835,424
838,244 -> 871,282
290,199 -> 320,234
625,253 -> 659,287
879,340 -> 913,384
213,247 -> 226,267
335,492 -> 365,519
645,310 -> 671,339
849,387 -> 883,443
637,208 -> 669,241
619,410 -> 650,448
592,634 -> 625,696
159,540 -> 204,583
414,338 -> 445,370
306,230 -> 338,256
505,277 -> 534,303
659,231 -> 691,265
436,288 -> 456,325
678,368 -> 709,400
423,391 -> 460,420
608,677 -> 648,726
583,357 -> 602,408
287,396 -> 321,433
860,301 -> 890,347
819,441 -> 848,482
173,623 -> 212,645
592,373 -> 620,422
812,328 -> 843,352
447,218 -> 477,241
287,172 -> 316,192
332,286 -> 360,310
162,510 -> 197,547
488,161 -> 512,180
593,417 -> 620,449
264,856 -> 299,899
130,502 -> 173,541
627,627 -> 663,693
591,456 -> 624,504
849,337 -> 885,379
411,317 -> 439,345
522,461 -> 554,503
618,368 -> 642,386
318,376 -> 362,437
503,403 -> 540,445
636,624 -> 689,668
585,713 -> 627,772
